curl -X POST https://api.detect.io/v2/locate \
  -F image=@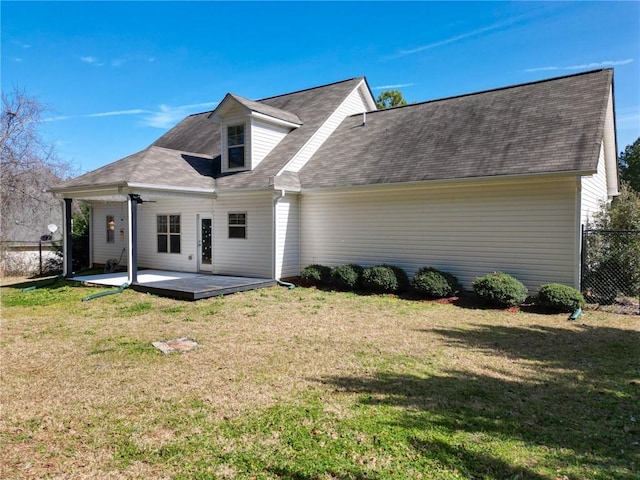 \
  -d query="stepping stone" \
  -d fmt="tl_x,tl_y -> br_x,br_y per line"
152,337 -> 198,354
